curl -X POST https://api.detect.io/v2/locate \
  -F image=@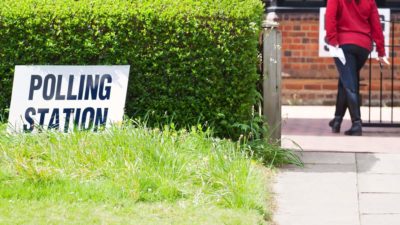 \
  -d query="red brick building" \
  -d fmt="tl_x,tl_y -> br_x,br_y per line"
265,1 -> 400,106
